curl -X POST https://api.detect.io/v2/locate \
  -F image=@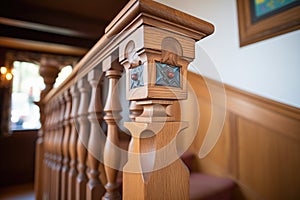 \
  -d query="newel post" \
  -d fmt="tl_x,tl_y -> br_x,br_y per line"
113,0 -> 214,199
121,34 -> 192,200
